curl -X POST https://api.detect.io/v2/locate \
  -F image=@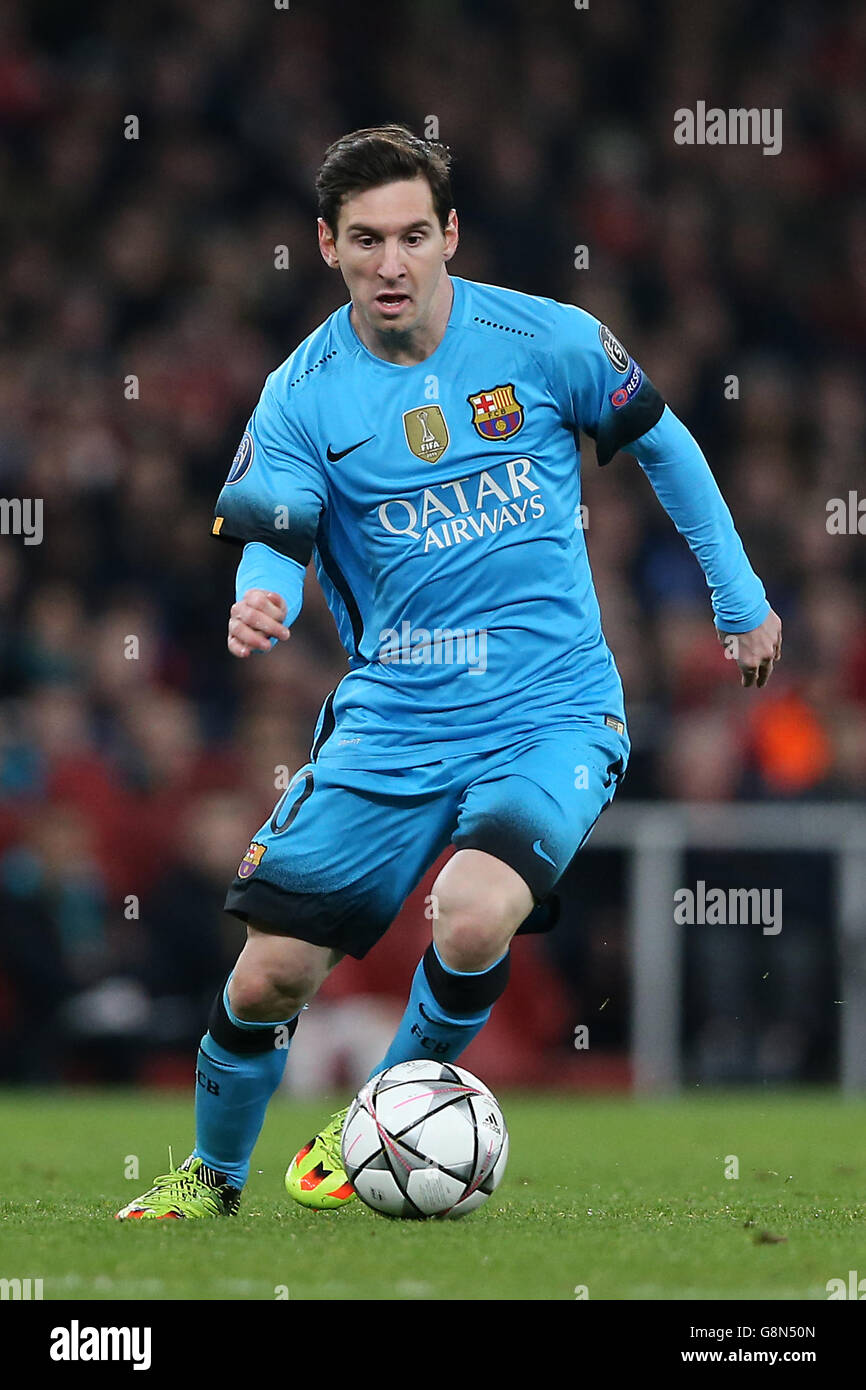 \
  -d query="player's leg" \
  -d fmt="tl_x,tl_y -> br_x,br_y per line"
191,927 -> 342,1188
115,927 -> 340,1220
370,718 -> 629,1076
434,847 -> 535,969
369,848 -> 531,1073
286,852 -> 521,1208
218,757 -> 459,1208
